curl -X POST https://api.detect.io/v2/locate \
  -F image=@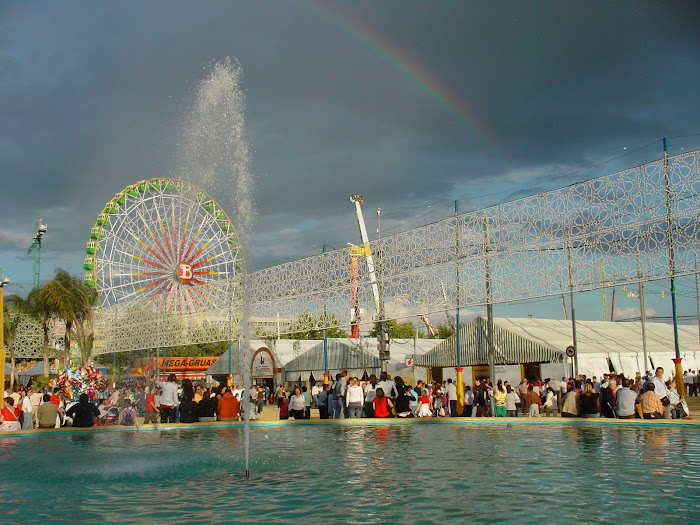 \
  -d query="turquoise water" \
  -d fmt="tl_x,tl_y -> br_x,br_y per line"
1,423 -> 699,523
